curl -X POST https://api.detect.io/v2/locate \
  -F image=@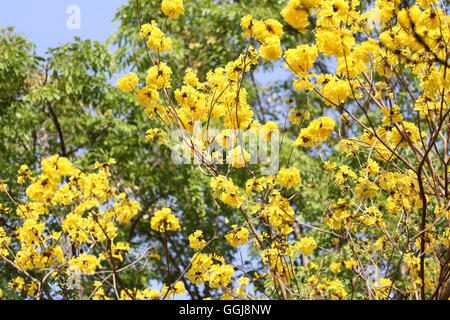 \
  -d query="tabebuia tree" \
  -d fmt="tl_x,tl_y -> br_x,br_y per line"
1,0 -> 450,300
